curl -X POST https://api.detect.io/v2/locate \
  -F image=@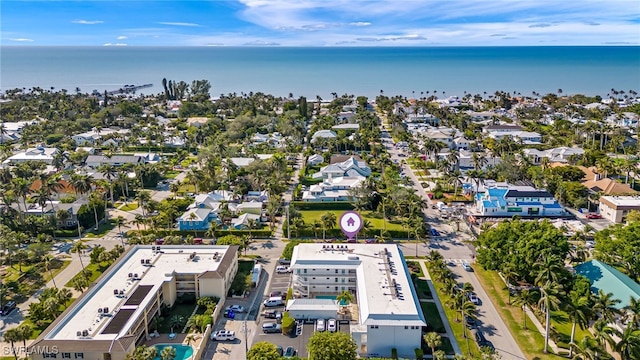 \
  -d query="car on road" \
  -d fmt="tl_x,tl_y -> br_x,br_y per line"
316,319 -> 326,332
283,347 -> 296,358
461,262 -> 473,272
276,265 -> 292,274
473,329 -> 494,350
225,305 -> 245,313
276,346 -> 283,356
210,330 -> 236,341
468,293 -> 480,305
327,318 -> 337,332
586,213 -> 603,219
262,322 -> 282,333
0,301 -> 16,316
